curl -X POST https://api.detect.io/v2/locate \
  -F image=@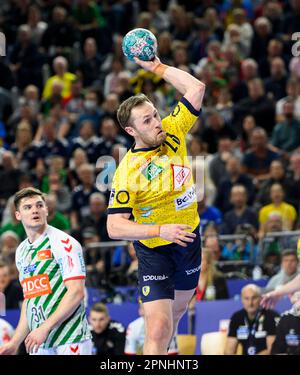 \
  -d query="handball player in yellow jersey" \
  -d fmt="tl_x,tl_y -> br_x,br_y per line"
107,55 -> 205,354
